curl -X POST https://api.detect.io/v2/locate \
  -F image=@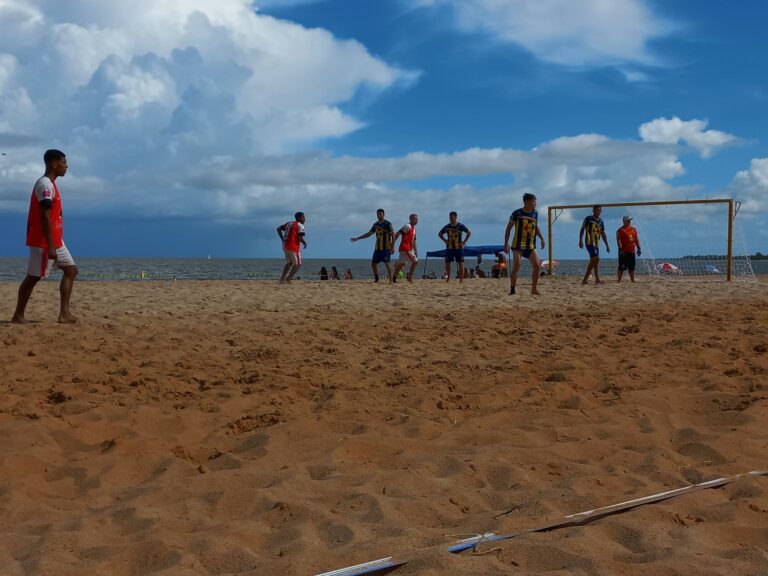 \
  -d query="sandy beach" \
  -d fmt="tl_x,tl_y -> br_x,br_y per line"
1,276 -> 767,575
